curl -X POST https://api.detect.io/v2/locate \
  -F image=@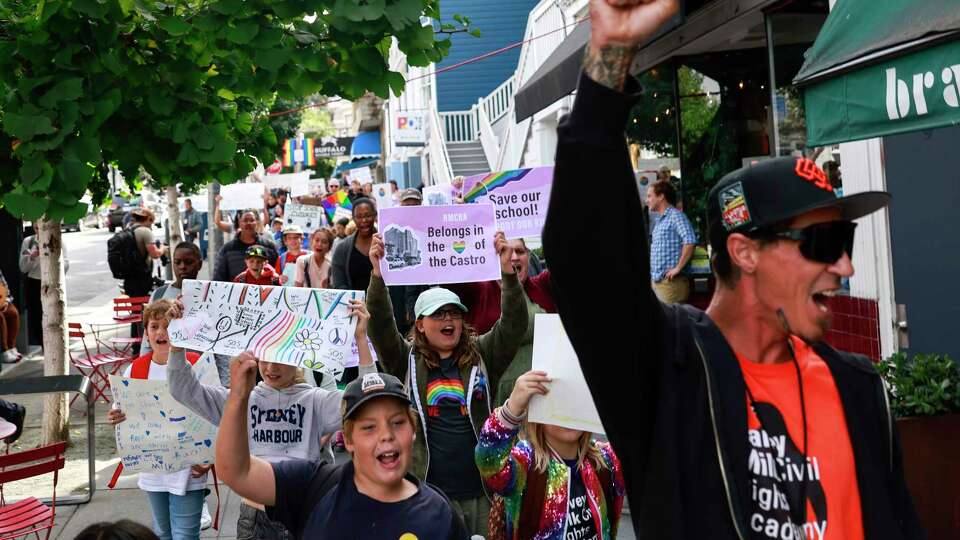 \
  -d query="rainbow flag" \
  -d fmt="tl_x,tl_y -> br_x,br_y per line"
304,139 -> 316,166
321,191 -> 352,221
282,138 -> 317,167
462,168 -> 532,203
